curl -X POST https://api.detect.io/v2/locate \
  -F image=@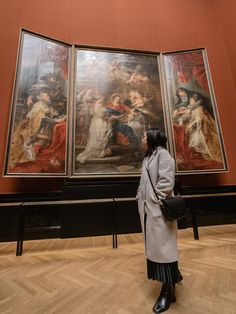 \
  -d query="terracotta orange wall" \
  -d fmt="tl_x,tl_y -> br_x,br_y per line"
215,0 -> 236,92
0,0 -> 236,194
